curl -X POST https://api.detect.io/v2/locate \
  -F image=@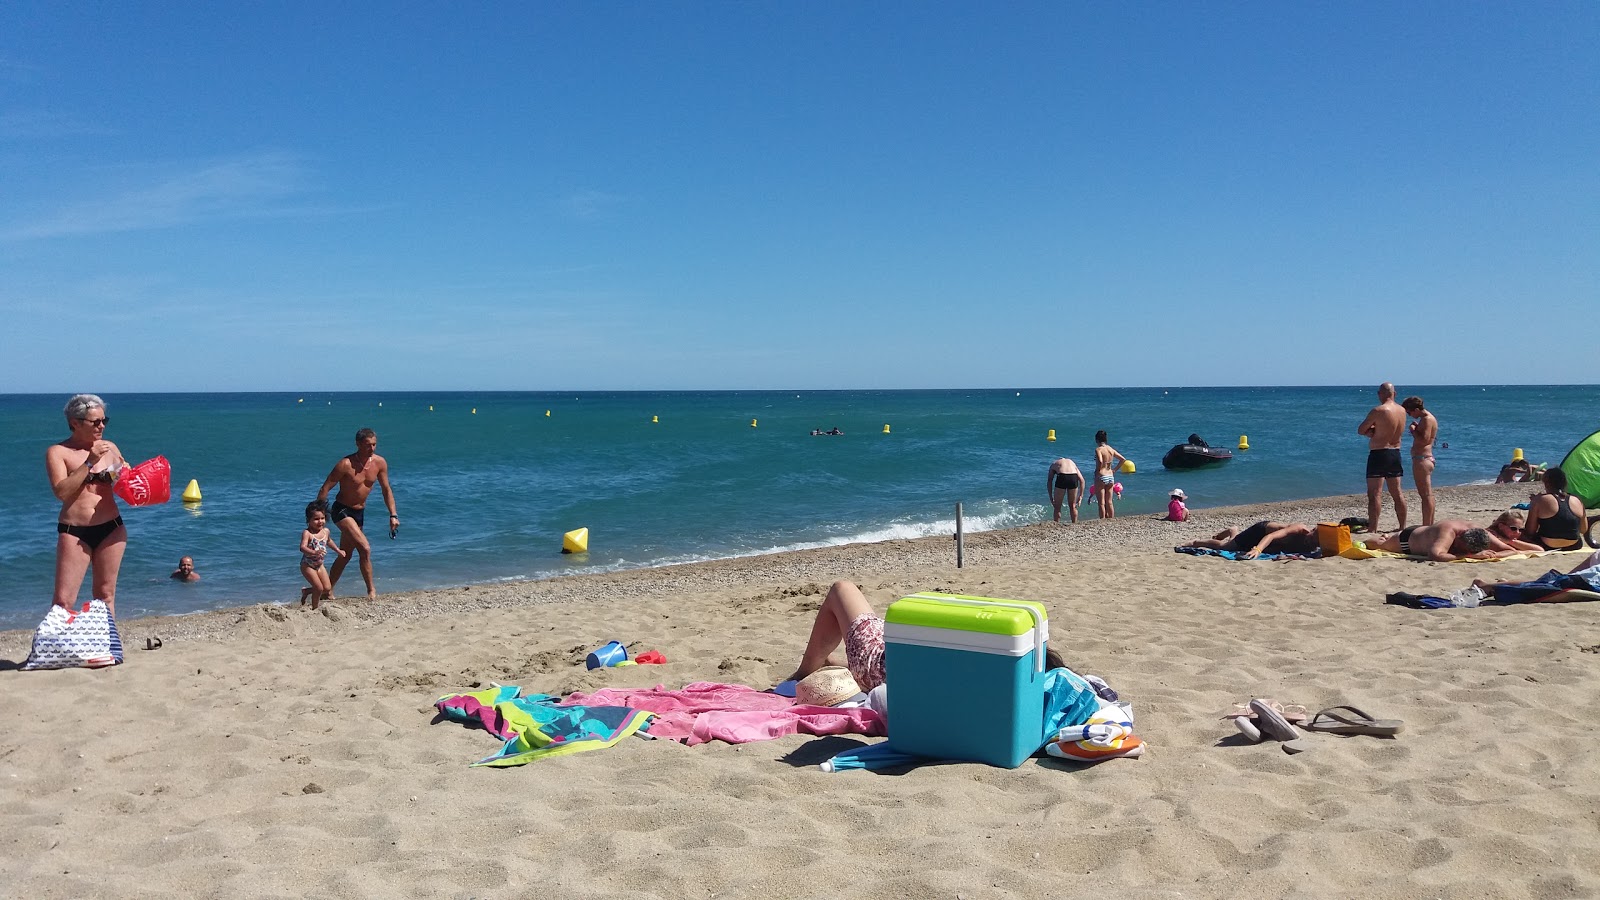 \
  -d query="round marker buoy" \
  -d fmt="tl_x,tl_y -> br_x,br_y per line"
562,527 -> 589,554
751,419 -> 758,428
1119,459 -> 1136,474
652,415 -> 659,423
